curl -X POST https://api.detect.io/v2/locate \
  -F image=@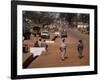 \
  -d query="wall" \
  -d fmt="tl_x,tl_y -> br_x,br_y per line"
0,0 -> 99,80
